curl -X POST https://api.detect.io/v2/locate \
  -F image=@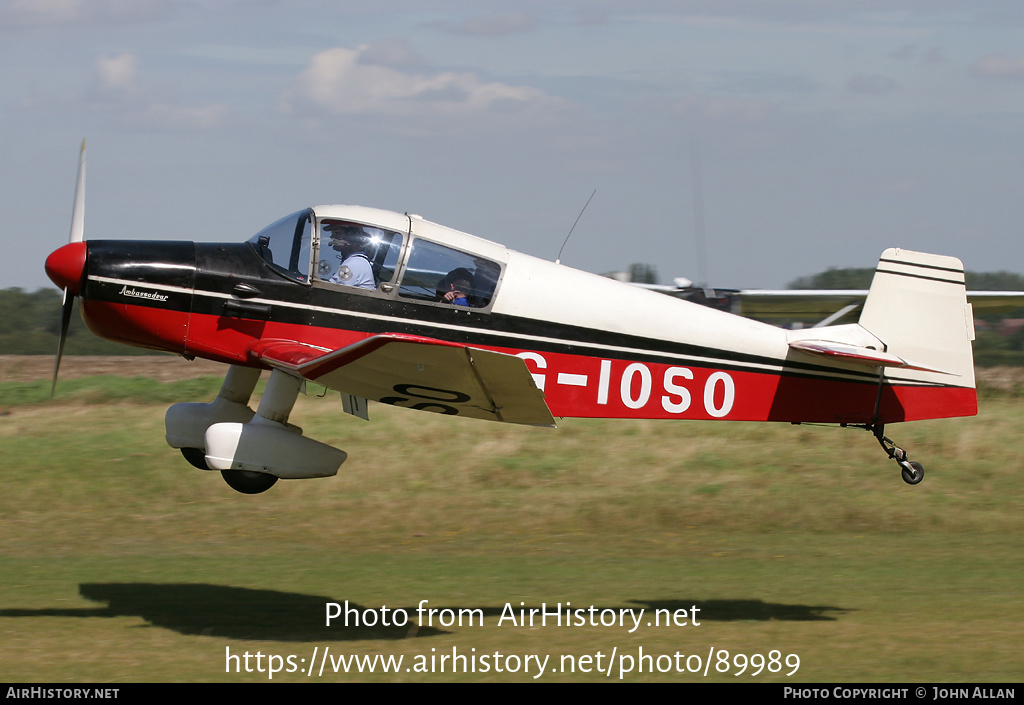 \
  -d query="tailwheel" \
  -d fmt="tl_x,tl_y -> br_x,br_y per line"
221,468 -> 278,494
900,461 -> 924,485
871,424 -> 926,486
